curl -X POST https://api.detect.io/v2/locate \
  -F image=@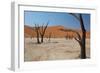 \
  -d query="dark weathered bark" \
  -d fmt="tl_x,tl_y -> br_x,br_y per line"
34,24 -> 40,44
79,14 -> 86,59
41,35 -> 44,43
40,23 -> 48,43
34,23 -> 48,44
69,14 -> 86,59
